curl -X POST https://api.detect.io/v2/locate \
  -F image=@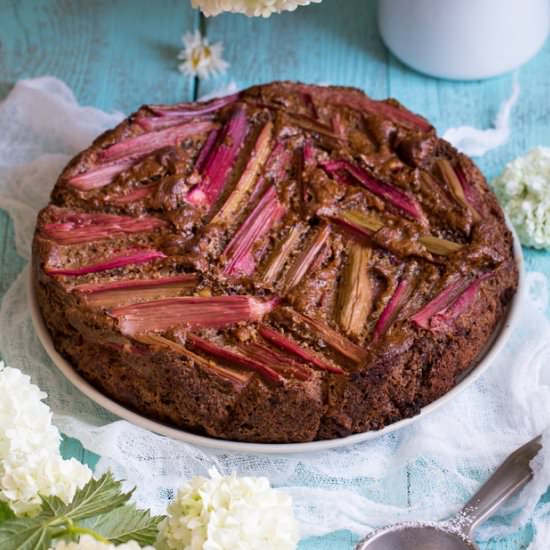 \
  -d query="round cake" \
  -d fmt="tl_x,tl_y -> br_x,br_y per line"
32,82 -> 518,443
